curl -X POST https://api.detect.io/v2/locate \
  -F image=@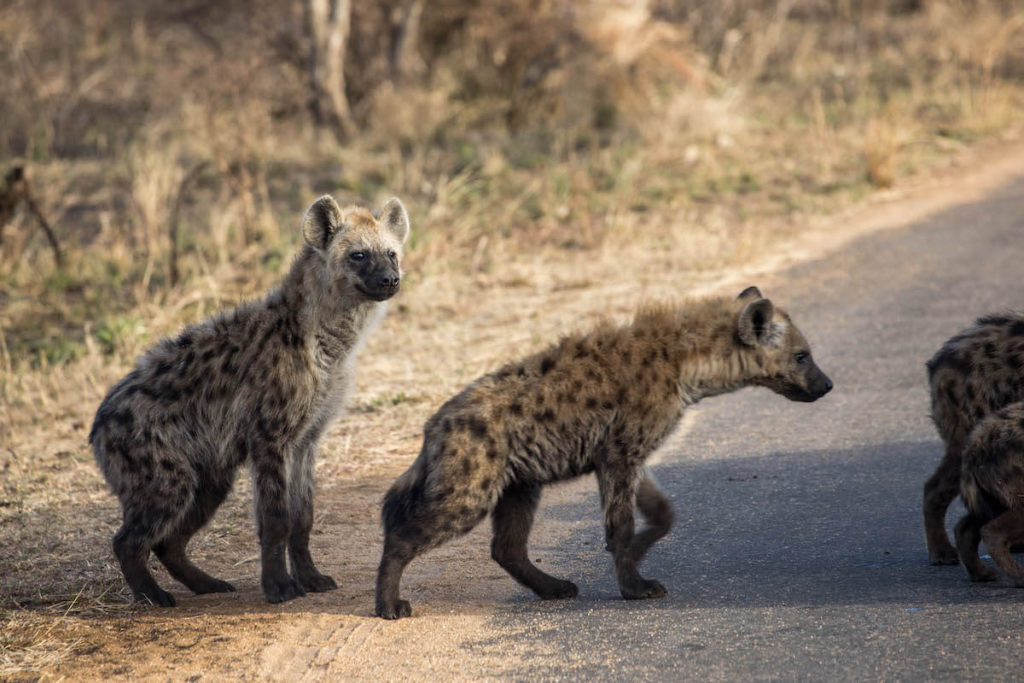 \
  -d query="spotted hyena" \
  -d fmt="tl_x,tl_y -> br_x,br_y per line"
375,286 -> 833,619
90,195 -> 410,606
923,314 -> 1024,565
954,402 -> 1024,586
